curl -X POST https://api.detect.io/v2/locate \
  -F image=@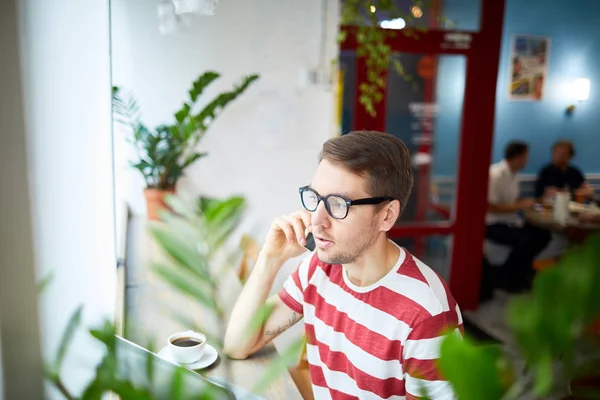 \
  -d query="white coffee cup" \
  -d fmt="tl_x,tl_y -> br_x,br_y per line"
167,330 -> 206,364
